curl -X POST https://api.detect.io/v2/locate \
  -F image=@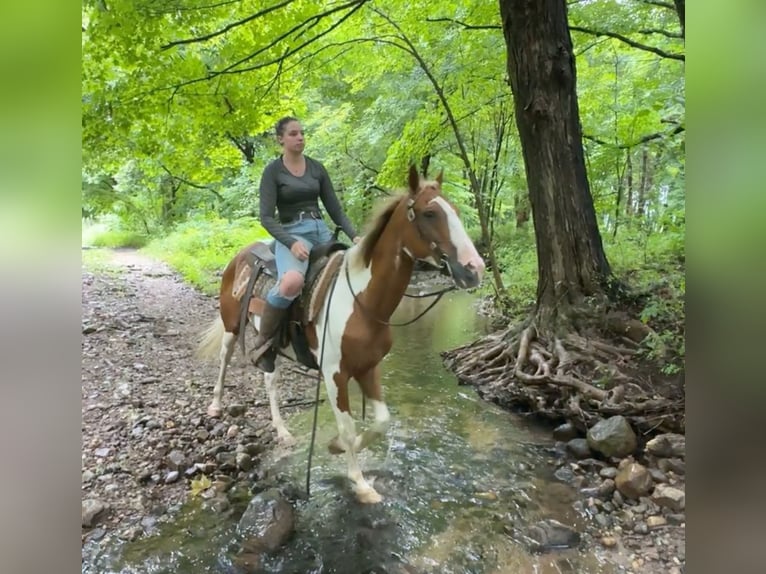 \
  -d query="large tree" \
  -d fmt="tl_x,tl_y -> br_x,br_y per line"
500,0 -> 612,323
444,0 -> 681,434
